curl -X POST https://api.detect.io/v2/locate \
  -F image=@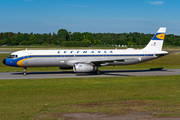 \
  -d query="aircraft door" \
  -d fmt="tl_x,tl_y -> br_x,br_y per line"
23,51 -> 28,58
22,51 -> 30,66
60,55 -> 66,64
103,54 -> 107,60
143,50 -> 149,61
143,50 -> 148,58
